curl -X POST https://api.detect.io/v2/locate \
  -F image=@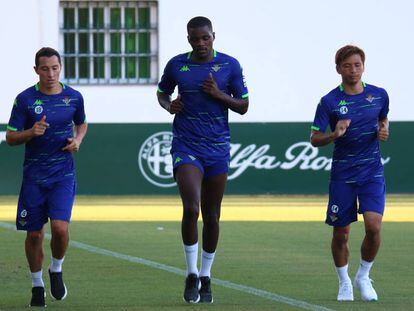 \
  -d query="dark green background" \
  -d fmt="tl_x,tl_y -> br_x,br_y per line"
1,122 -> 412,195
